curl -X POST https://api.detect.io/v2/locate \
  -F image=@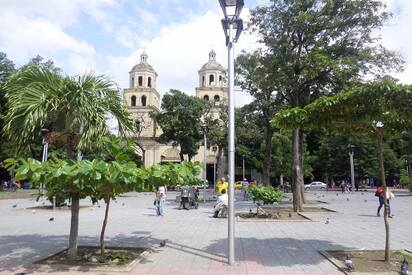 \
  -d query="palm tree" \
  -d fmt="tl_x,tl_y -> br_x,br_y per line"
4,65 -> 134,259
